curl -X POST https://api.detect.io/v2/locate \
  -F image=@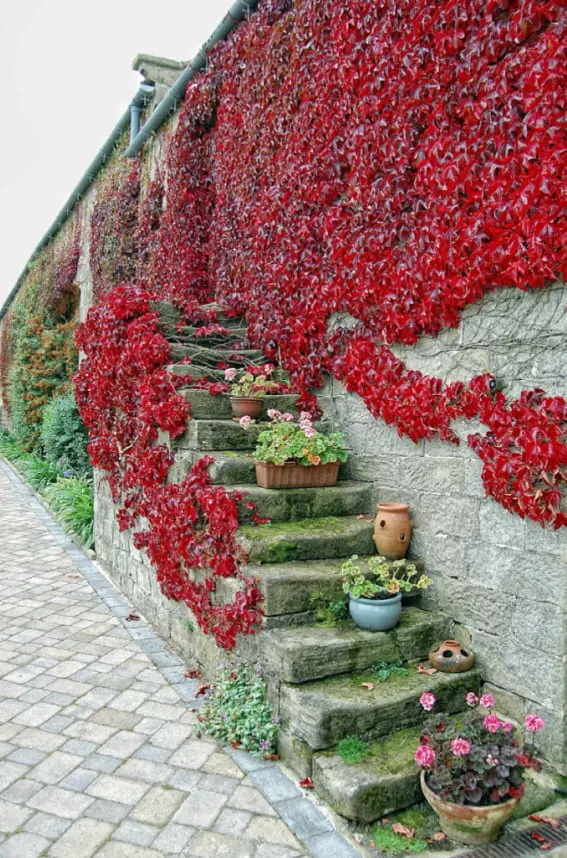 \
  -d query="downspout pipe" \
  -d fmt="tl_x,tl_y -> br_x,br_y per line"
124,0 -> 259,158
0,83 -> 154,322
